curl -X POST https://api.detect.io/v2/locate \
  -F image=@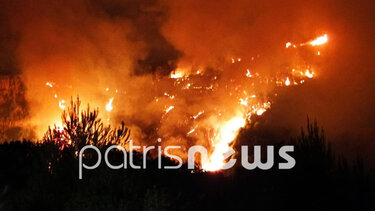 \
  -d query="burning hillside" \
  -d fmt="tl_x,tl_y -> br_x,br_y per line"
0,0 -> 339,171
38,33 -> 328,171
8,0 -> 373,170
